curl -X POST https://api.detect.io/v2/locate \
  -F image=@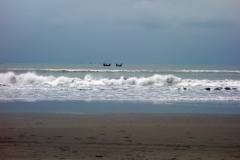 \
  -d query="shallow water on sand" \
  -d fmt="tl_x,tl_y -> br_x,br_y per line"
0,100 -> 240,114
